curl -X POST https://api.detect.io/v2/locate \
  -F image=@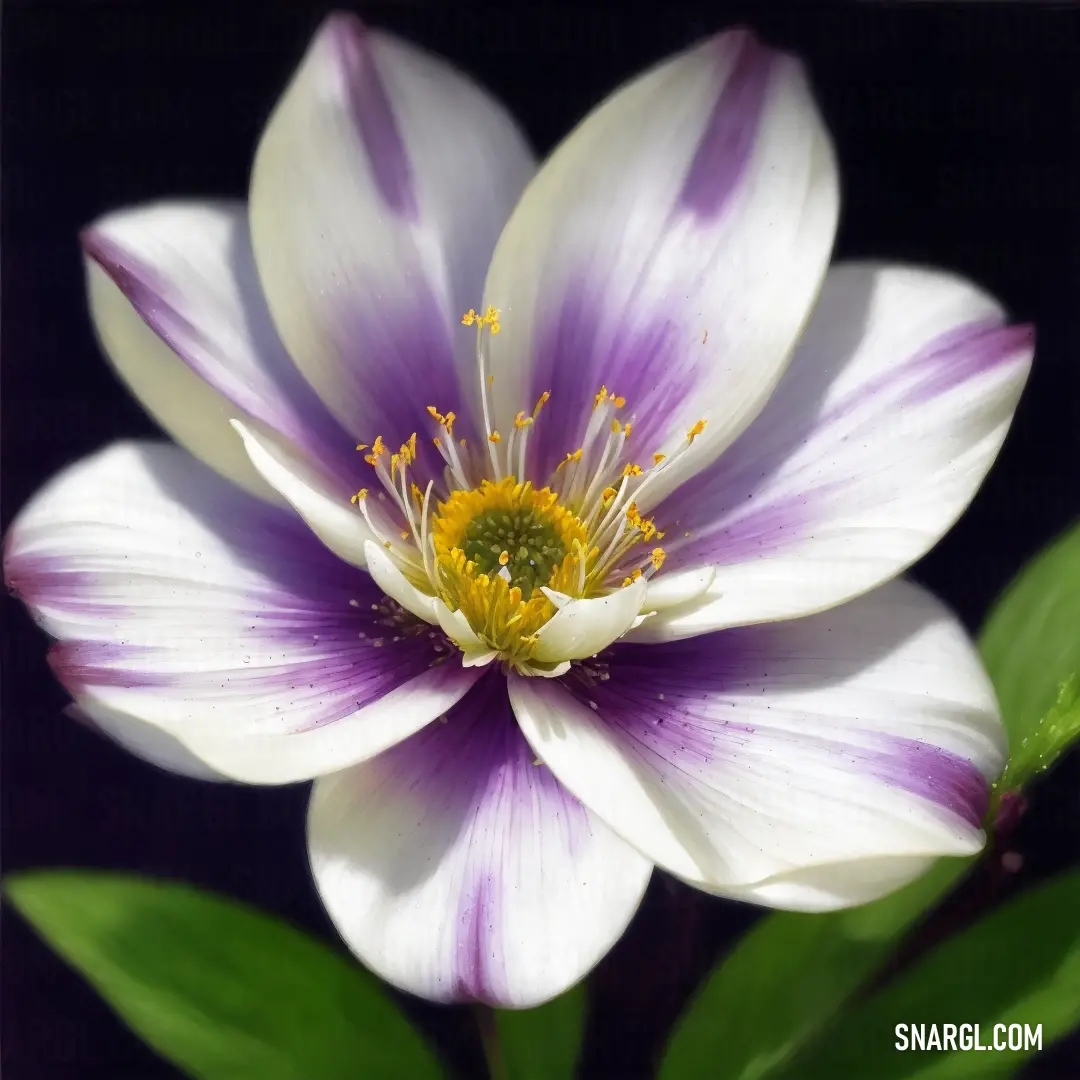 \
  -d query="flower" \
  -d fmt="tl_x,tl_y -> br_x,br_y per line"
4,13 -> 1033,1008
